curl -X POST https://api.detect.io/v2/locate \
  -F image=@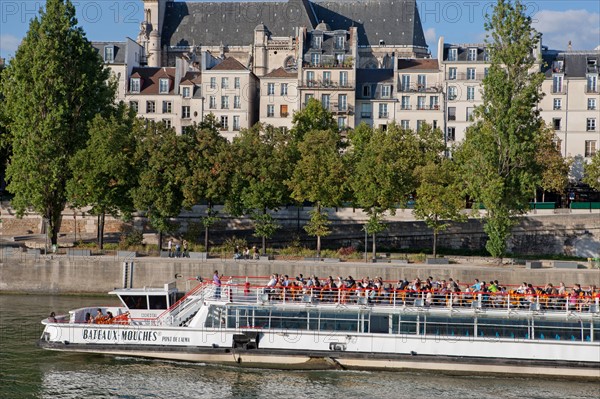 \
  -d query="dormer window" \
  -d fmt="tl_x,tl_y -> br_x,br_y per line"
334,35 -> 345,50
181,86 -> 191,98
468,48 -> 477,61
312,35 -> 322,49
448,48 -> 457,61
104,46 -> 114,63
381,85 -> 391,98
483,48 -> 490,62
130,78 -> 140,93
159,78 -> 169,94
